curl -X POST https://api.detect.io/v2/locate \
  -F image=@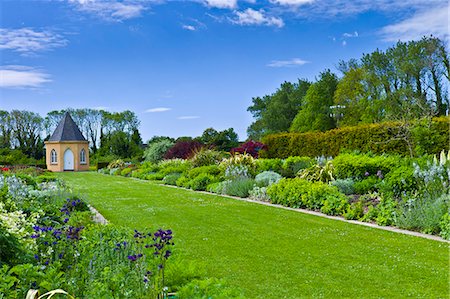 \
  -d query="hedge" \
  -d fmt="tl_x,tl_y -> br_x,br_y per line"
260,117 -> 449,158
